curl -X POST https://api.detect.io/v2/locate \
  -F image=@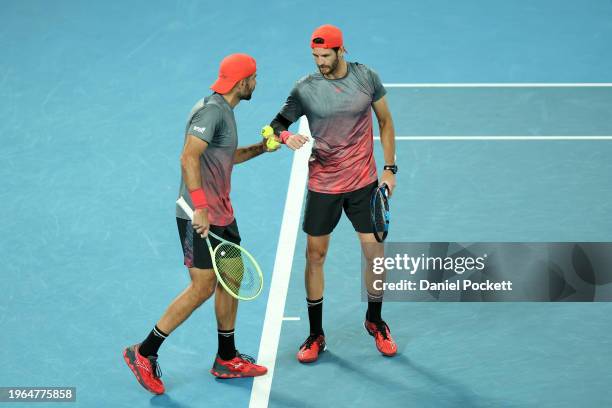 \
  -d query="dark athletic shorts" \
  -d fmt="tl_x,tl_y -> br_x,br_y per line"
302,180 -> 378,236
176,218 -> 241,269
